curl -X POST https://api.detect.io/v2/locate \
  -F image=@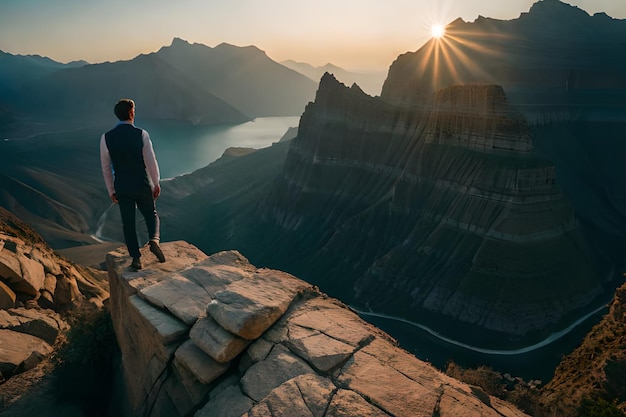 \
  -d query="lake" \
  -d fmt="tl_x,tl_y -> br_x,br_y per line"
1,116 -> 299,180
140,116 -> 299,178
